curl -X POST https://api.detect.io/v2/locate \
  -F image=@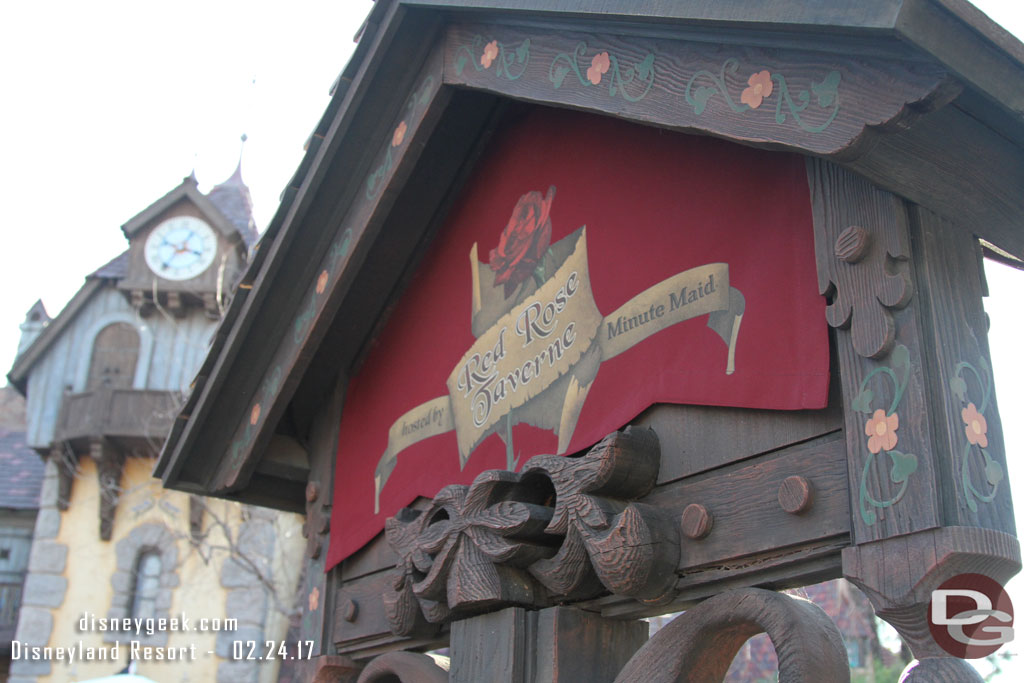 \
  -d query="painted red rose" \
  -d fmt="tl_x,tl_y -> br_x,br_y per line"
489,186 -> 555,297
